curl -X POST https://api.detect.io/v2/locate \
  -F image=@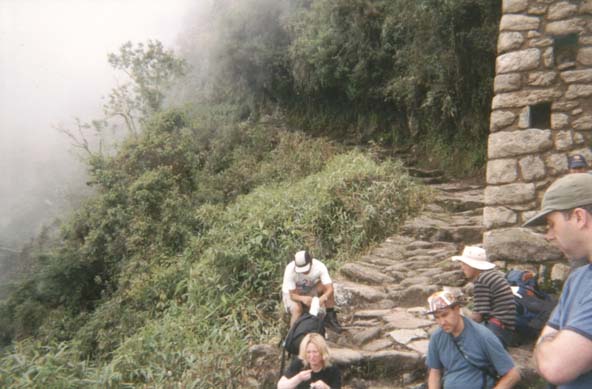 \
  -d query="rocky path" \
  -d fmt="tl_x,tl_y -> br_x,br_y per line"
325,171 -> 539,388
248,170 -> 540,388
